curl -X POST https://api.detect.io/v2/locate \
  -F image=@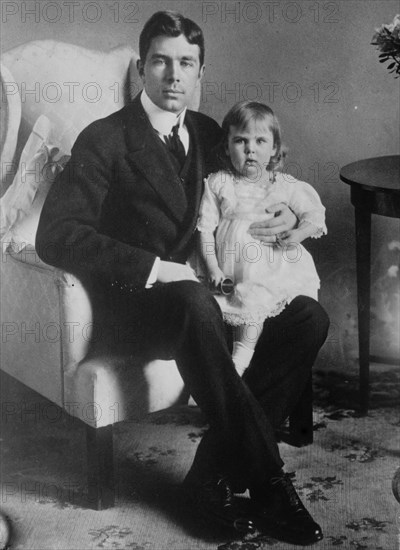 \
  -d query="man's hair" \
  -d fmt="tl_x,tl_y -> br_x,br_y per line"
139,11 -> 205,66
215,100 -> 285,174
